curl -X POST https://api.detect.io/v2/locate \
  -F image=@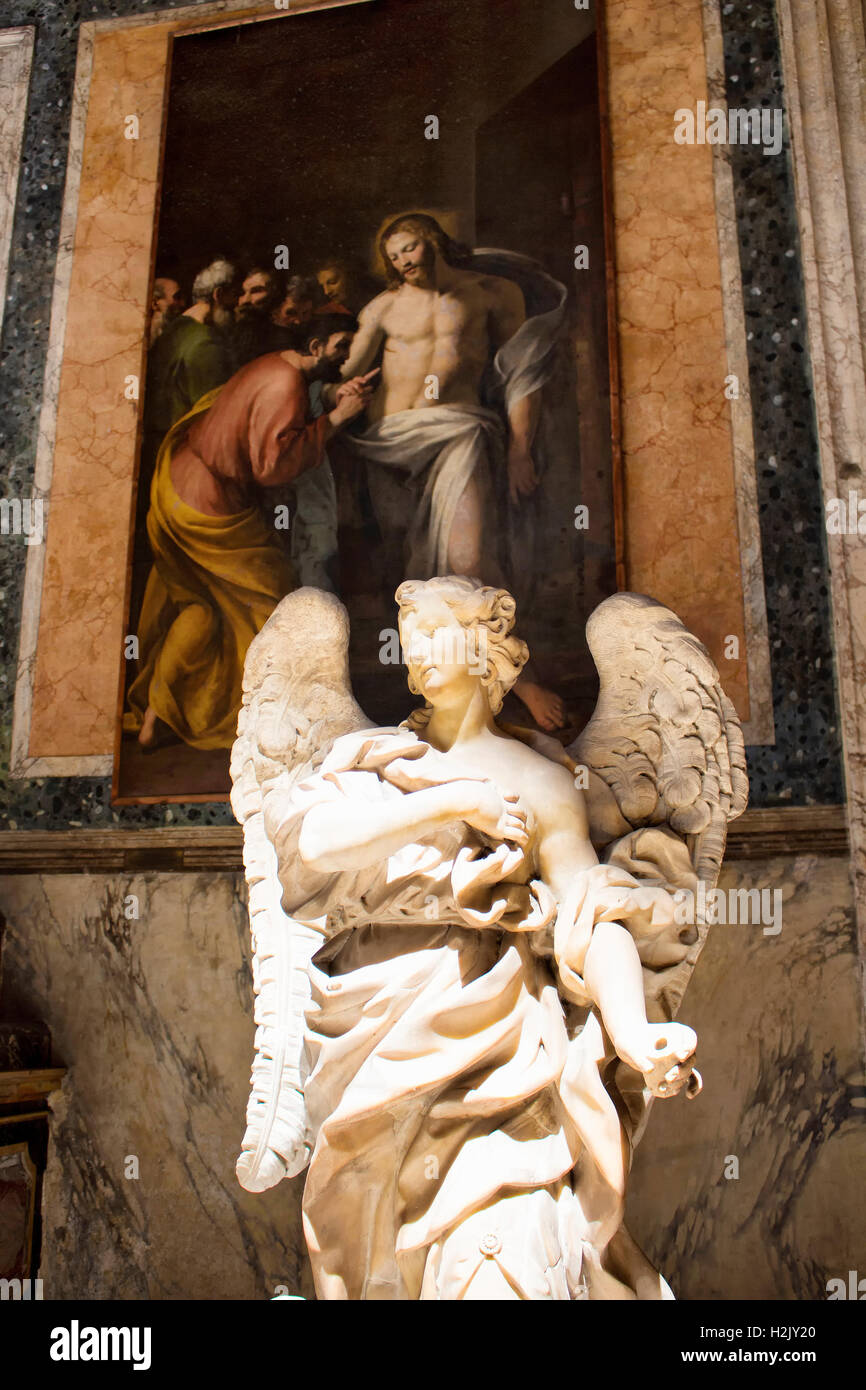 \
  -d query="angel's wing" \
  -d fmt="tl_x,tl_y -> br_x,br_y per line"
231,588 -> 371,1192
571,592 -> 747,879
569,592 -> 748,1024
